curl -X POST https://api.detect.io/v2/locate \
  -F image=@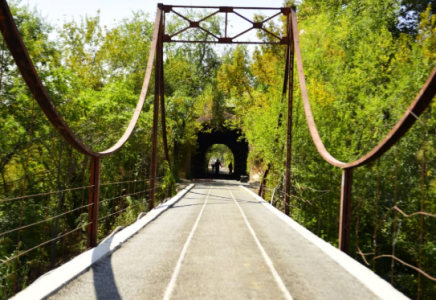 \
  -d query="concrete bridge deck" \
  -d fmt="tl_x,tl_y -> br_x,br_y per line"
17,181 -> 407,300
